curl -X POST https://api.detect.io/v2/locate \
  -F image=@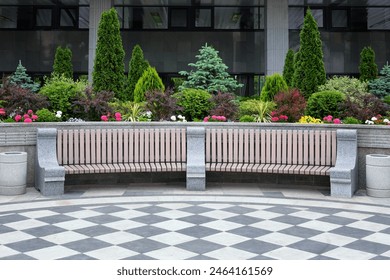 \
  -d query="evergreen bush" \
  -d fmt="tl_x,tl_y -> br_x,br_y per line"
359,46 -> 378,82
318,76 -> 368,96
92,8 -> 125,100
368,63 -> 390,99
306,90 -> 345,119
175,88 -> 213,121
125,44 -> 149,101
53,46 -> 73,79
179,43 -> 243,93
292,8 -> 326,98
133,66 -> 165,102
283,49 -> 295,87
36,108 -> 59,122
9,60 -> 40,93
260,73 -> 288,102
